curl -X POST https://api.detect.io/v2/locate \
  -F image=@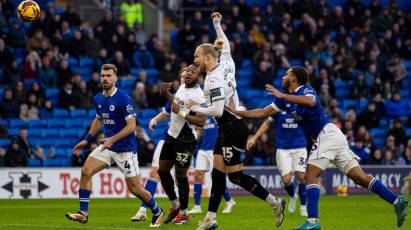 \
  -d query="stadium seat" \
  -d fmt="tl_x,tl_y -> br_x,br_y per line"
70,109 -> 87,118
27,119 -> 46,128
52,109 -> 70,118
46,88 -> 60,98
370,128 -> 386,138
379,118 -> 388,128
28,128 -> 42,138
9,119 -> 27,128
7,128 -> 19,136
55,148 -> 67,157
43,158 -> 62,167
406,128 -> 411,137
47,119 -> 65,128
60,129 -> 82,138
252,156 -> 265,166
0,139 -> 11,148
60,157 -> 71,167
336,88 -> 349,99
67,57 -> 78,66
237,69 -> 253,79
31,139 -> 55,148
236,78 -> 252,87
358,99 -> 368,111
79,57 -> 93,66
140,108 -> 158,118
342,99 -> 357,110
119,79 -> 135,89
0,119 -> 8,126
41,128 -> 60,138
241,59 -> 253,69
373,136 -> 385,149
290,59 -> 303,66
169,29 -> 180,52
29,158 -> 42,167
